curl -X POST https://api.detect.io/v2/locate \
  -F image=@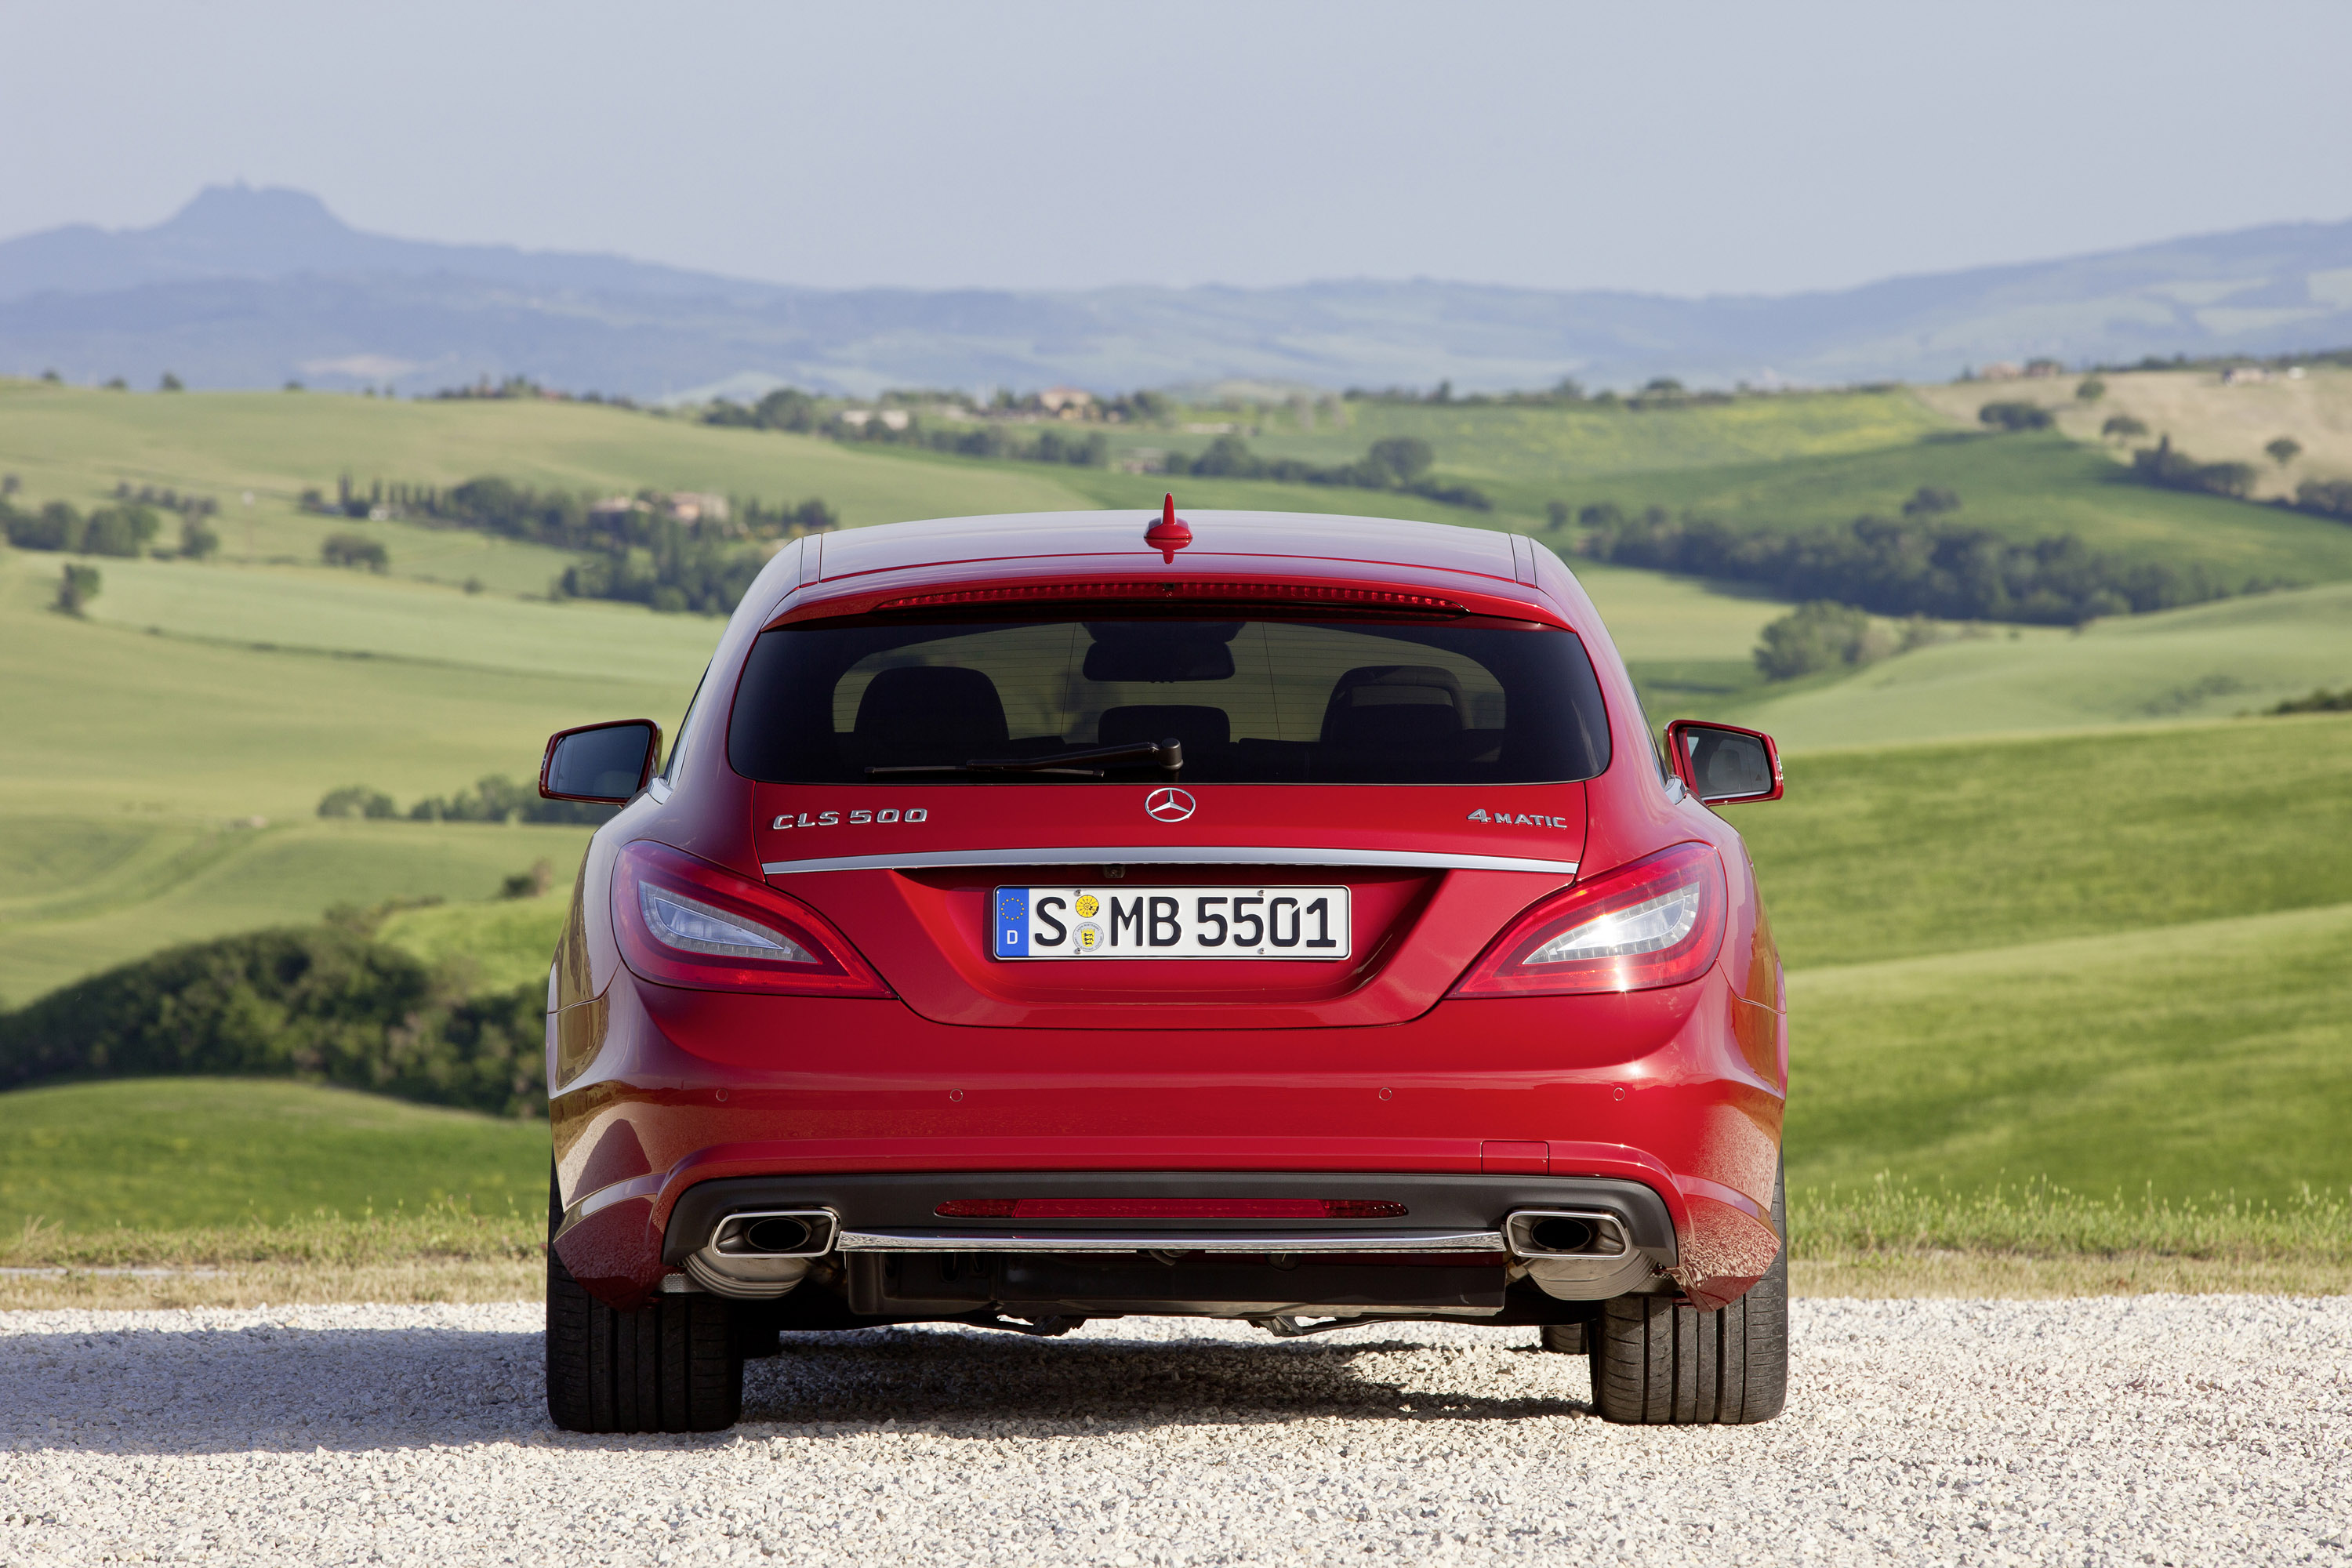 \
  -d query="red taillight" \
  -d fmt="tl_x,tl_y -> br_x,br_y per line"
613,840 -> 891,998
933,1199 -> 1410,1219
1448,840 -> 1727,998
